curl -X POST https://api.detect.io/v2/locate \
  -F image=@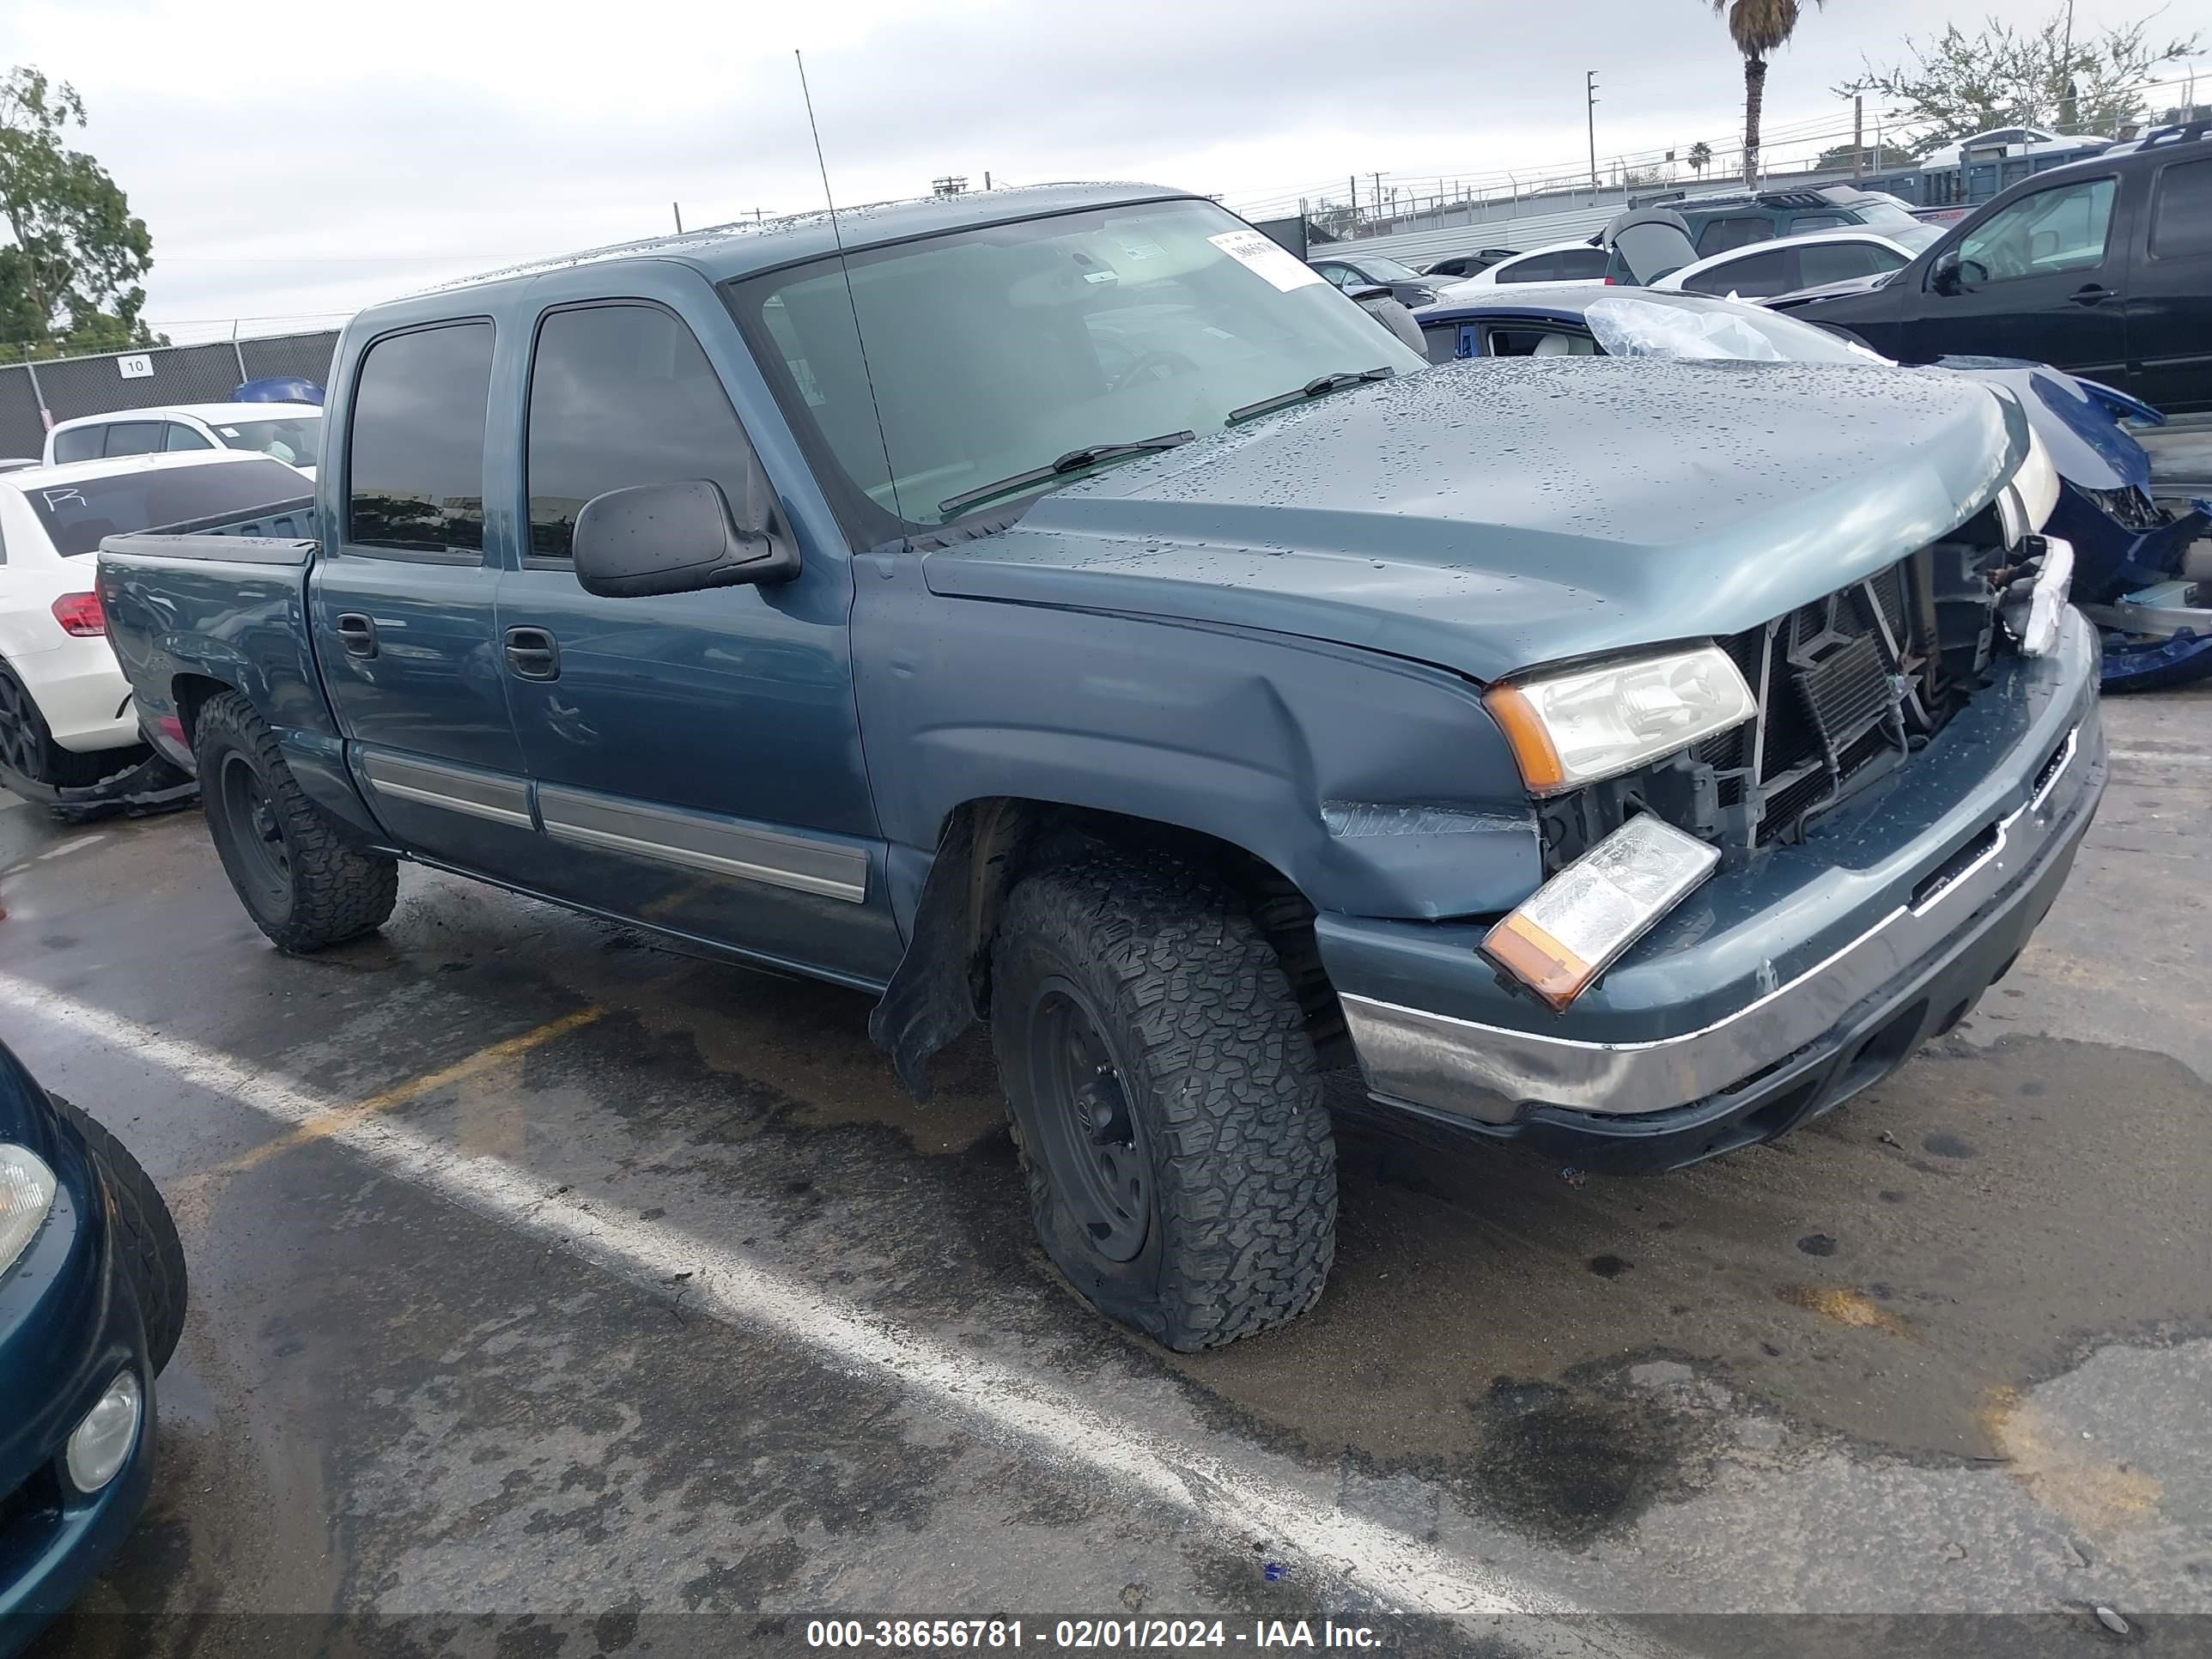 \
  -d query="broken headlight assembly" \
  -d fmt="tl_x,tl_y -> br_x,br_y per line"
1483,644 -> 1758,796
